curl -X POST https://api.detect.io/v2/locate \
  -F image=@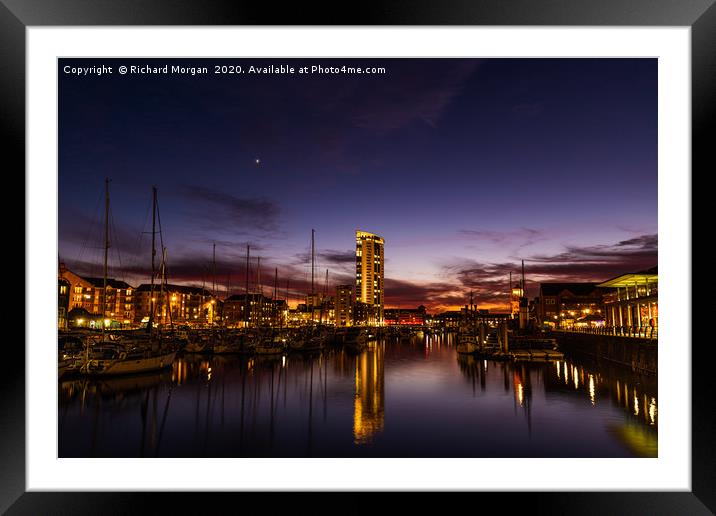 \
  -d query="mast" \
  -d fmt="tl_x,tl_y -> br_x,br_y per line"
311,229 -> 315,301
245,245 -> 250,294
212,242 -> 217,297
162,246 -> 173,329
103,178 -> 110,337
274,268 -> 278,300
286,278 -> 290,316
521,259 -> 525,296
148,186 -> 157,334
510,271 -> 513,315
257,257 -> 261,295
257,256 -> 262,326
158,247 -> 166,326
245,244 -> 250,327
274,268 -> 278,327
320,269 -> 328,324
